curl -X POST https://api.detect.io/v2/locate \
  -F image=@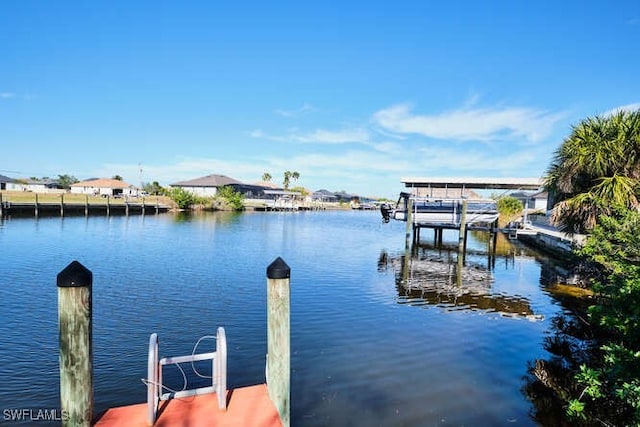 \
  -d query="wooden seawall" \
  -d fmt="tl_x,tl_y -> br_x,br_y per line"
0,195 -> 170,218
